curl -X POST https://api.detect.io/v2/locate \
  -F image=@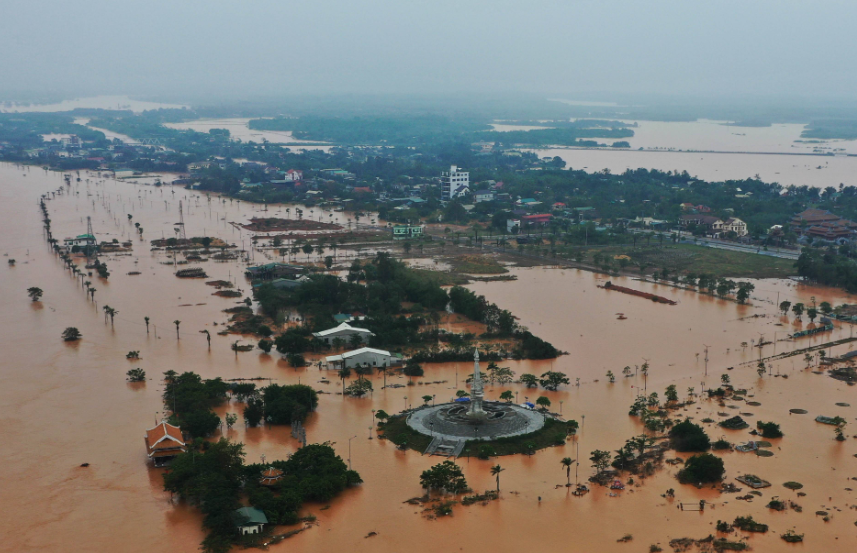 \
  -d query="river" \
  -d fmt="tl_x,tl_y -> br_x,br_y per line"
1,162 -> 855,552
